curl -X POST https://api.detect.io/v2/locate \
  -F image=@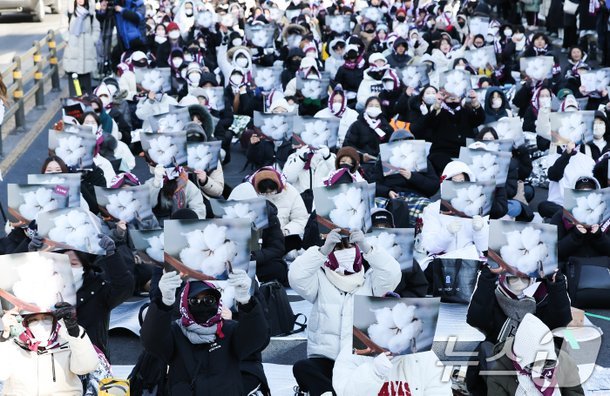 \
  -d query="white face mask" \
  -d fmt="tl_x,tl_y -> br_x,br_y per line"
504,29 -> 513,37
235,57 -> 249,68
168,30 -> 180,40
491,98 -> 503,109
28,319 -> 54,341
331,102 -> 343,113
594,123 -> 606,139
230,74 -> 243,86
383,80 -> 394,91
72,266 -> 84,290
455,65 -> 466,71
232,38 -> 243,47
423,94 -> 436,105
172,58 -> 183,68
366,106 -> 382,118
507,276 -> 532,295
184,53 -> 194,62
513,33 -> 524,41
189,73 -> 201,85
331,247 -> 358,274
154,35 -> 167,44
539,97 -> 551,108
